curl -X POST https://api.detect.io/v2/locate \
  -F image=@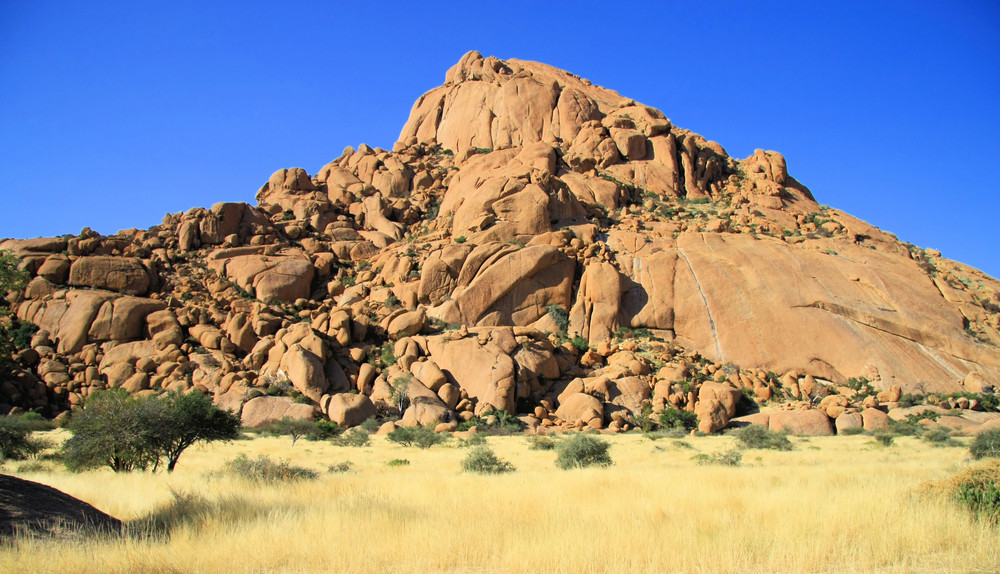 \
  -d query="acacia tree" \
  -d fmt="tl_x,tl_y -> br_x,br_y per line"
63,389 -> 163,472
63,389 -> 241,473
153,390 -> 241,472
